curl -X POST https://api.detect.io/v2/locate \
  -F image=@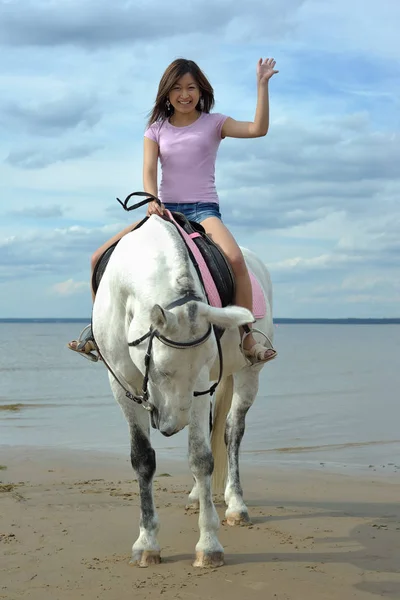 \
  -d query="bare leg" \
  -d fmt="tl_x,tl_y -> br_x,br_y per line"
201,217 -> 275,362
